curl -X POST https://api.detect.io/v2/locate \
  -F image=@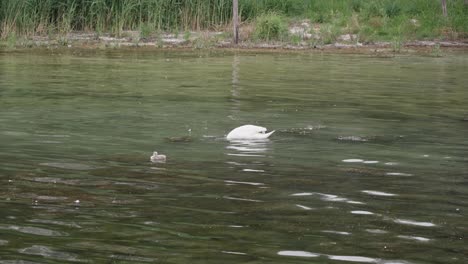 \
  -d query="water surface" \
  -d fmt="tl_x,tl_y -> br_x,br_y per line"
0,49 -> 467,263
